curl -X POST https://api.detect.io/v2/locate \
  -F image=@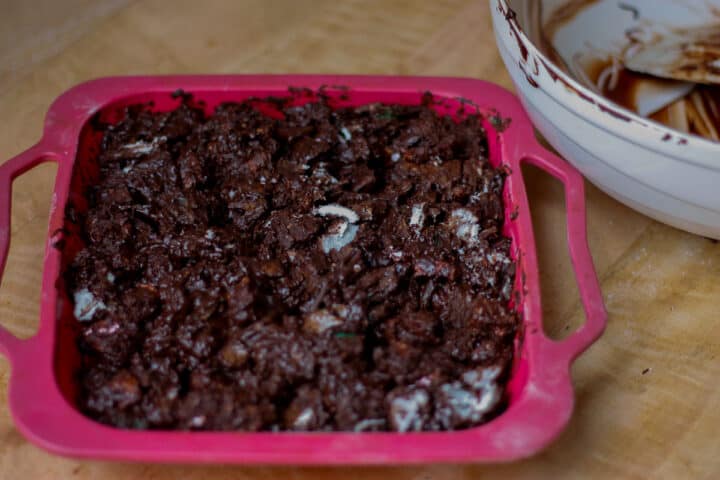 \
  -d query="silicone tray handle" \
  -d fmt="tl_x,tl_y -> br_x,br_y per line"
522,147 -> 607,363
0,143 -> 56,361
